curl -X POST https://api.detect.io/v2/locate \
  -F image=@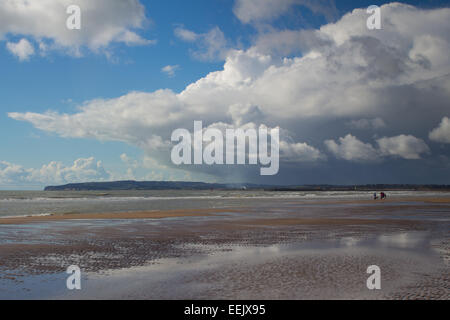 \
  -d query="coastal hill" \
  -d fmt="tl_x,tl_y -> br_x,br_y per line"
44,181 -> 450,191
44,181 -> 255,191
